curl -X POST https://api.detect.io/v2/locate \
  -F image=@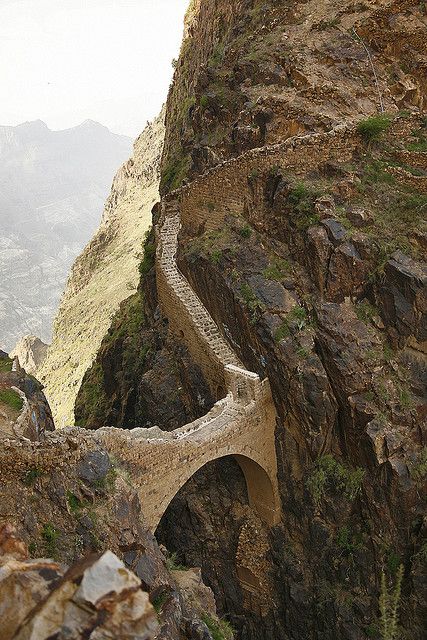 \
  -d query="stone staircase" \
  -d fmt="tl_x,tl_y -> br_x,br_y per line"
158,208 -> 243,370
